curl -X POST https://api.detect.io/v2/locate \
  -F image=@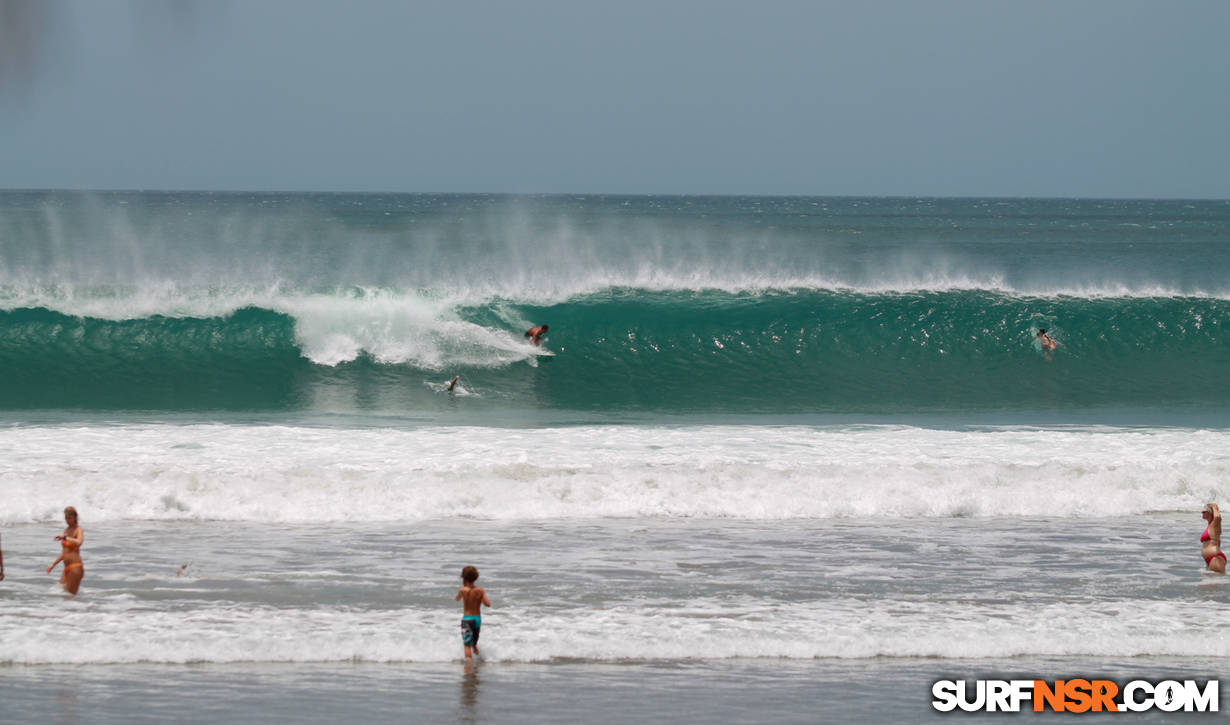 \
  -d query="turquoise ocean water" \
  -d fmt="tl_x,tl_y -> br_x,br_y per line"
0,192 -> 1227,417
